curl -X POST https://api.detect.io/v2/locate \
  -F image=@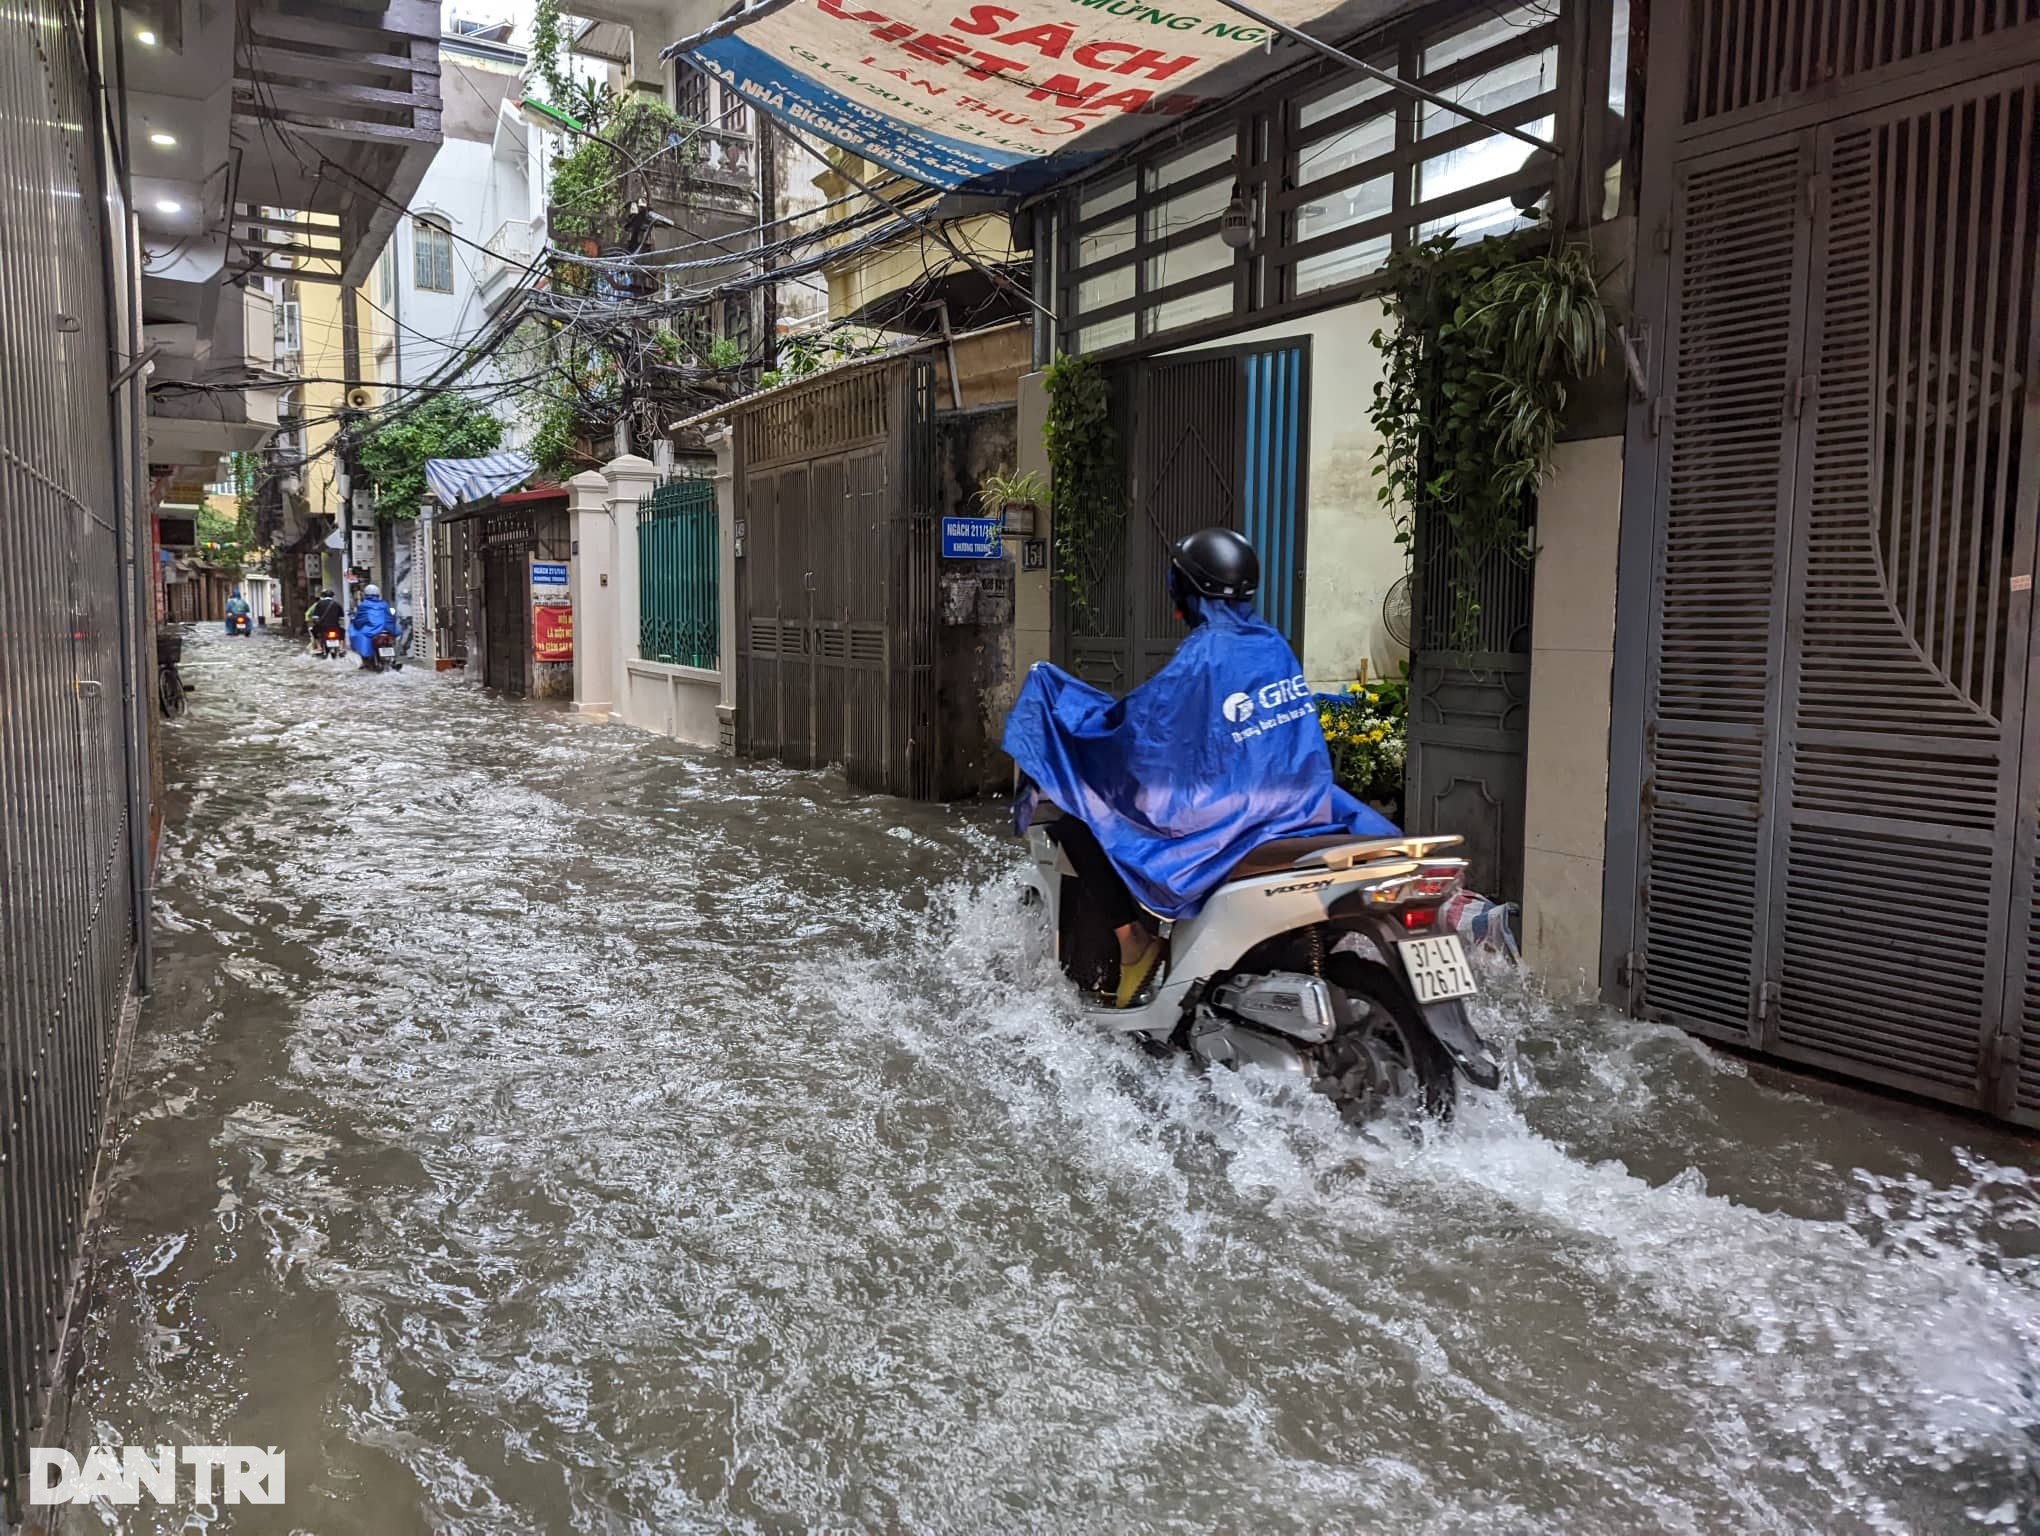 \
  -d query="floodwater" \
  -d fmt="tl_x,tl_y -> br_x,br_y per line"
49,626 -> 2040,1533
